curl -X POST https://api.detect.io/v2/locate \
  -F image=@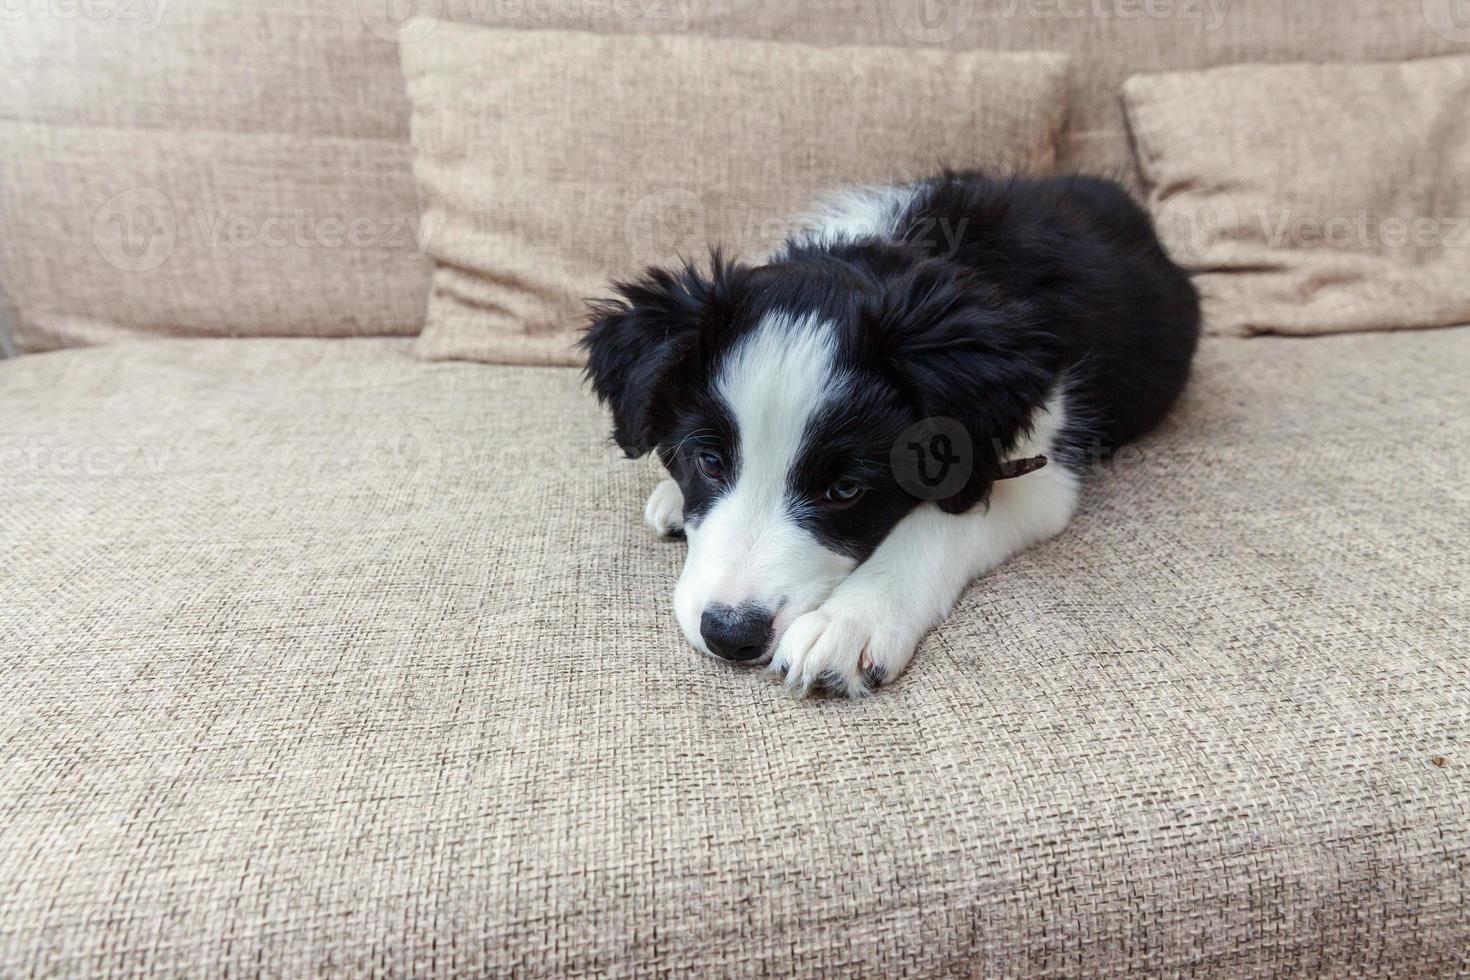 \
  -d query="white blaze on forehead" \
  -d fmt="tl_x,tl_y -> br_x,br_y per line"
671,310 -> 860,655
716,310 -> 842,500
